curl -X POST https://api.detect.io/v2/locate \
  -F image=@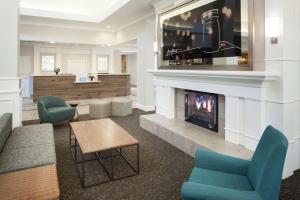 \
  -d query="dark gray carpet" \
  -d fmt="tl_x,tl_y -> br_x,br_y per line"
55,109 -> 193,200
23,109 -> 299,200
